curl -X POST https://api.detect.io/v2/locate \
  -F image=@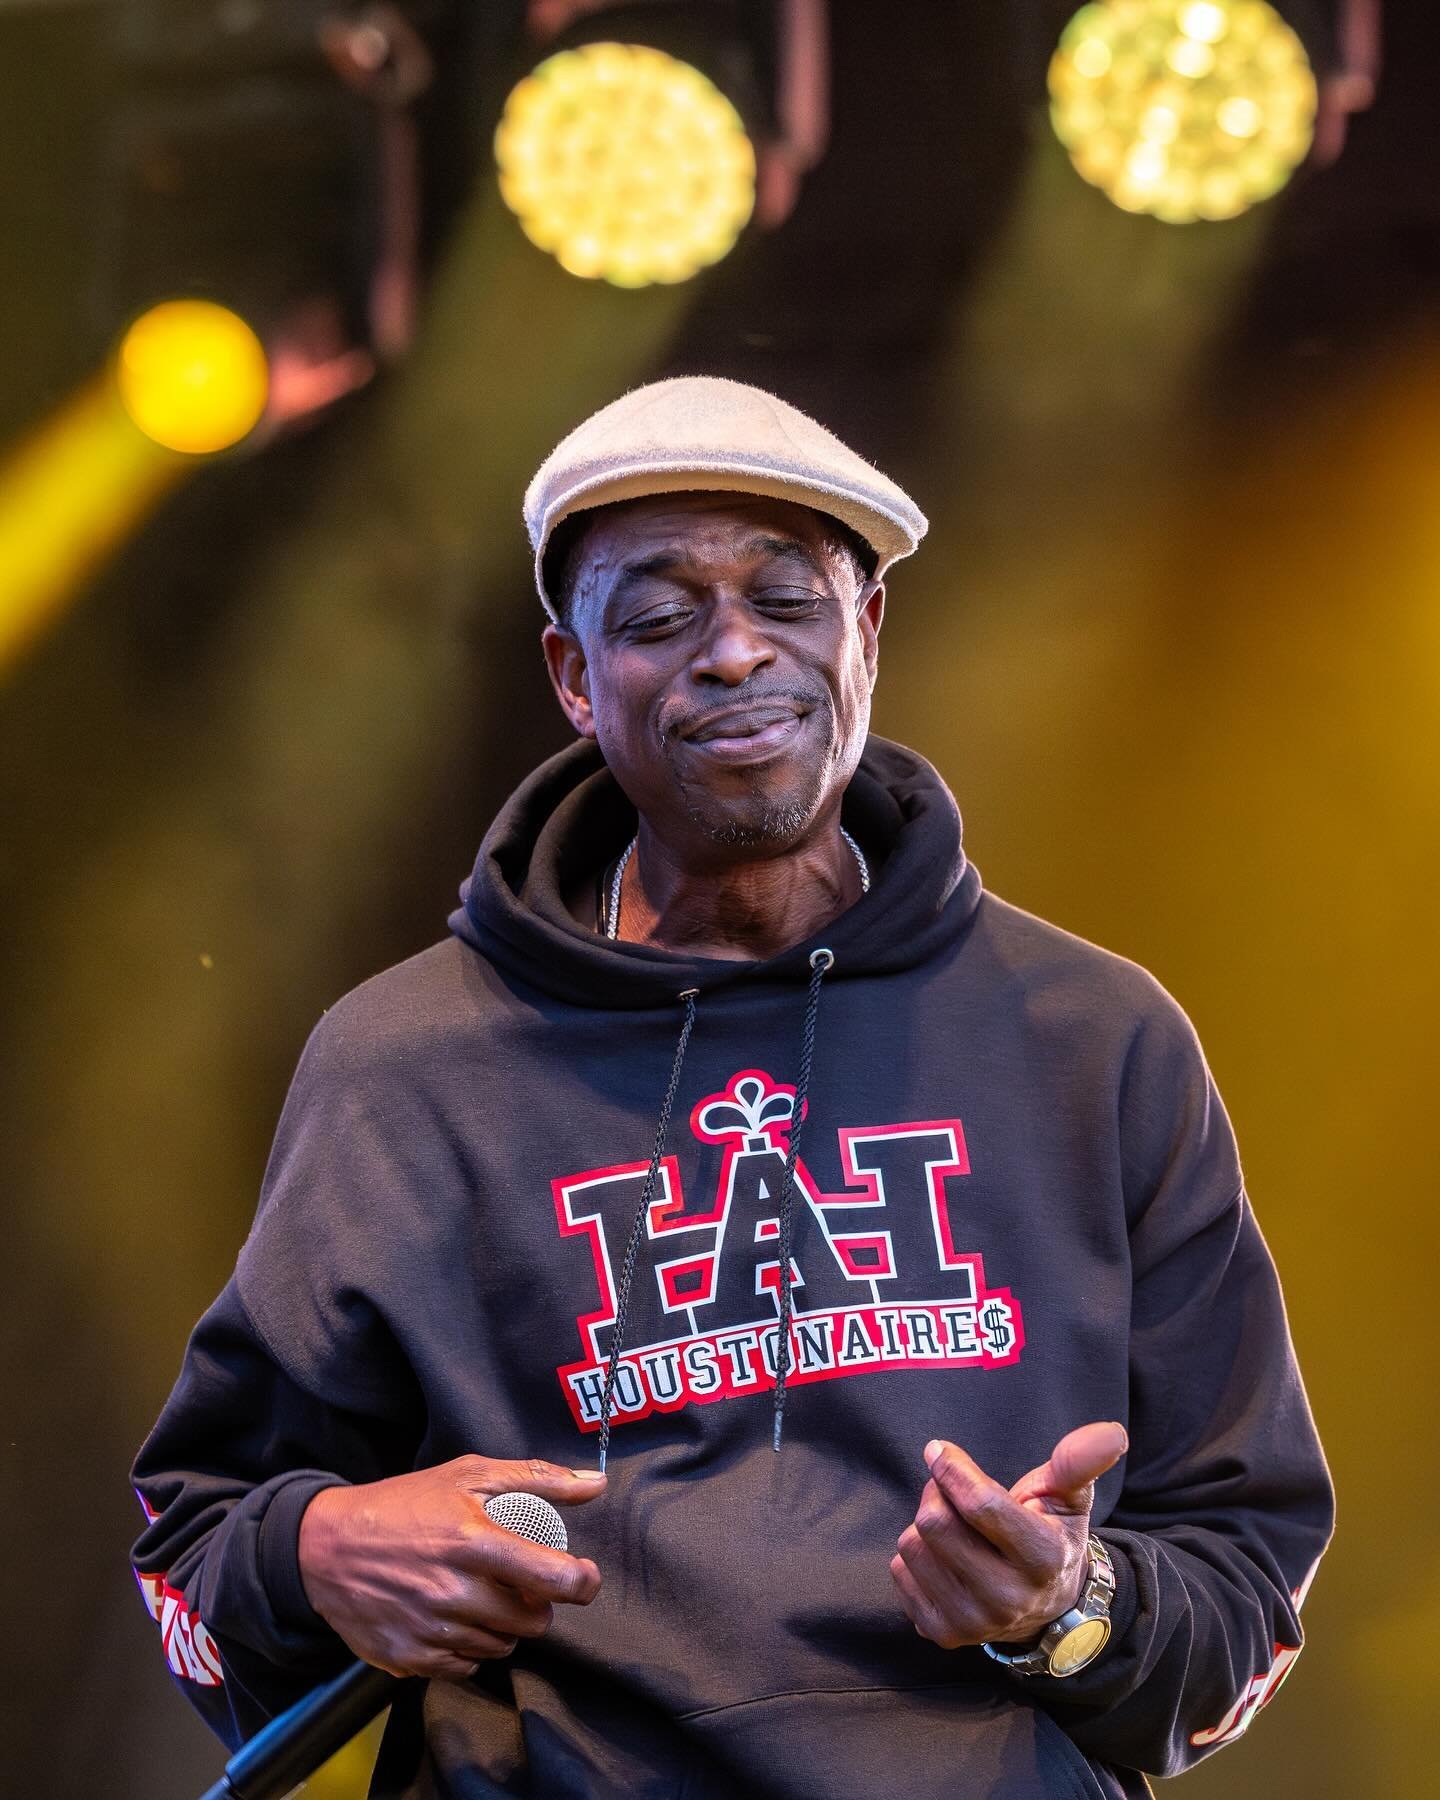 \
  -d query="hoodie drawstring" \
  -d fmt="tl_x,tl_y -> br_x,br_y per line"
597,986 -> 700,1474
772,947 -> 834,1451
596,949 -> 835,1469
